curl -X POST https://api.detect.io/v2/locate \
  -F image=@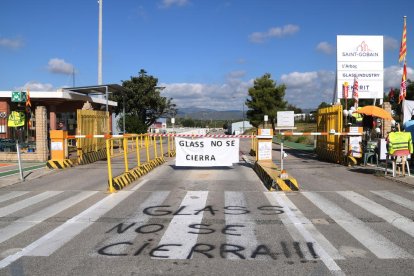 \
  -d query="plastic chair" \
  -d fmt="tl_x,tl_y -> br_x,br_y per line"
385,152 -> 411,177
363,141 -> 378,166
